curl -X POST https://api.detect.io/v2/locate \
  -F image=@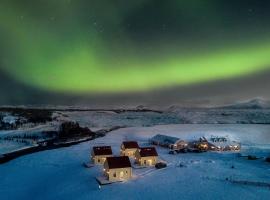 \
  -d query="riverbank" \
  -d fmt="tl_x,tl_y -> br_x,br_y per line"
0,126 -> 124,164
